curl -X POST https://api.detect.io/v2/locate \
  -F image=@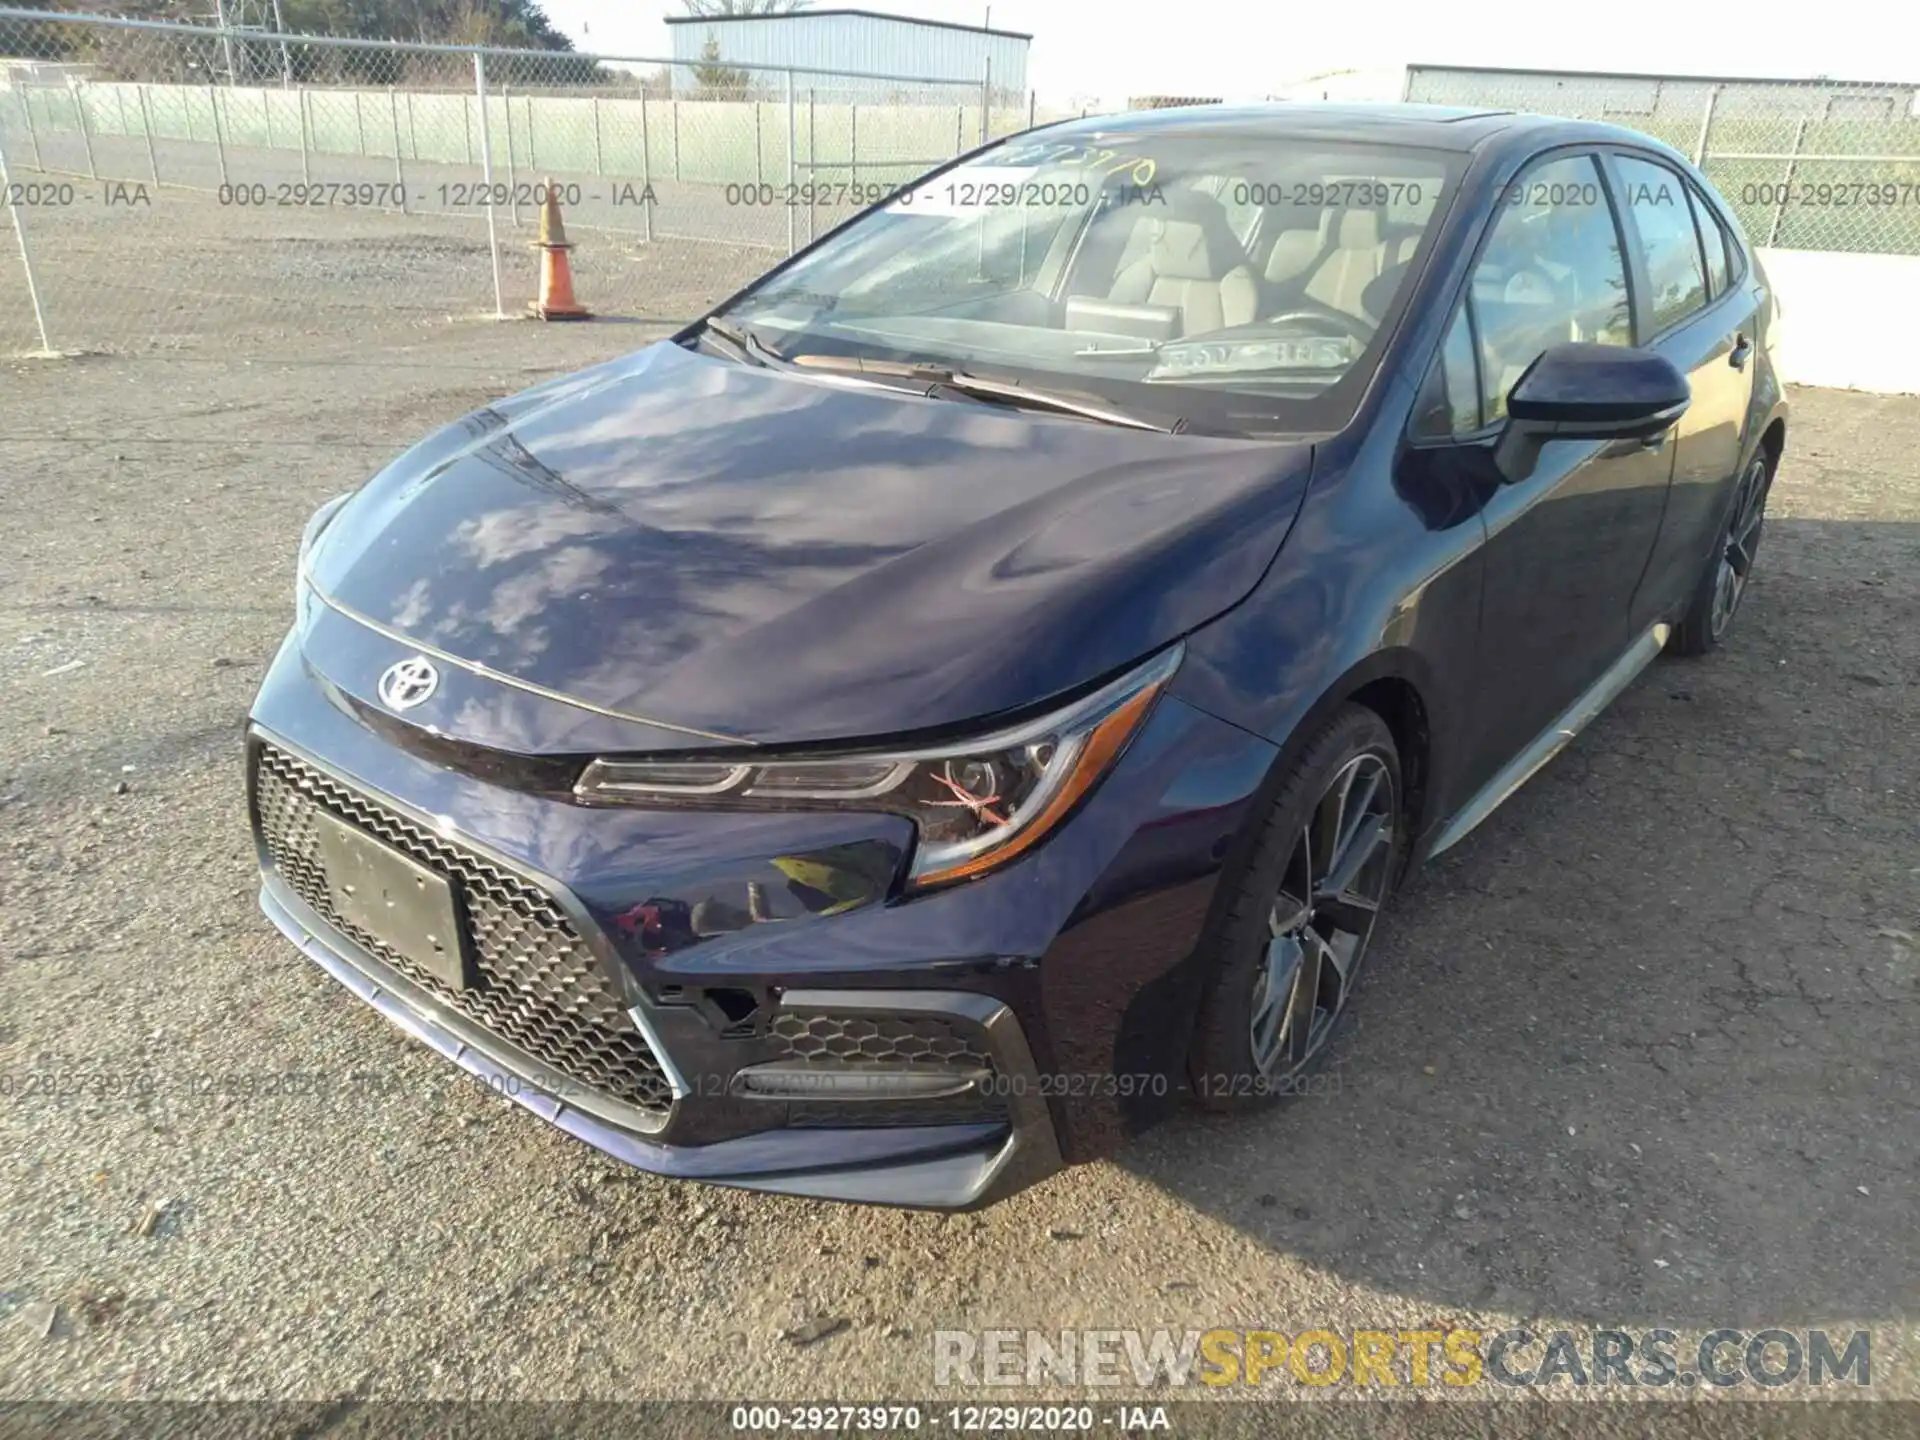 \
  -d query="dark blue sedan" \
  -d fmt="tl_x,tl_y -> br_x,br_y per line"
251,103 -> 1786,1208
